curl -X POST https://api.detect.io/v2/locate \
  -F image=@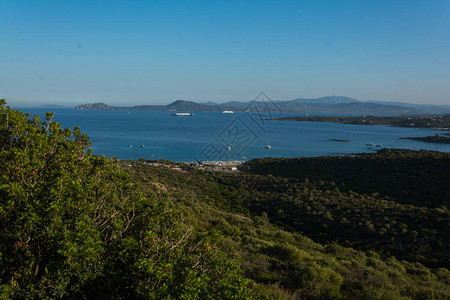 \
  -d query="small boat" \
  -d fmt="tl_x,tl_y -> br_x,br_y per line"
365,143 -> 374,146
172,112 -> 194,116
265,145 -> 271,149
130,145 -> 133,148
227,146 -> 232,150
140,145 -> 145,148
222,110 -> 234,114
376,144 -> 383,147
